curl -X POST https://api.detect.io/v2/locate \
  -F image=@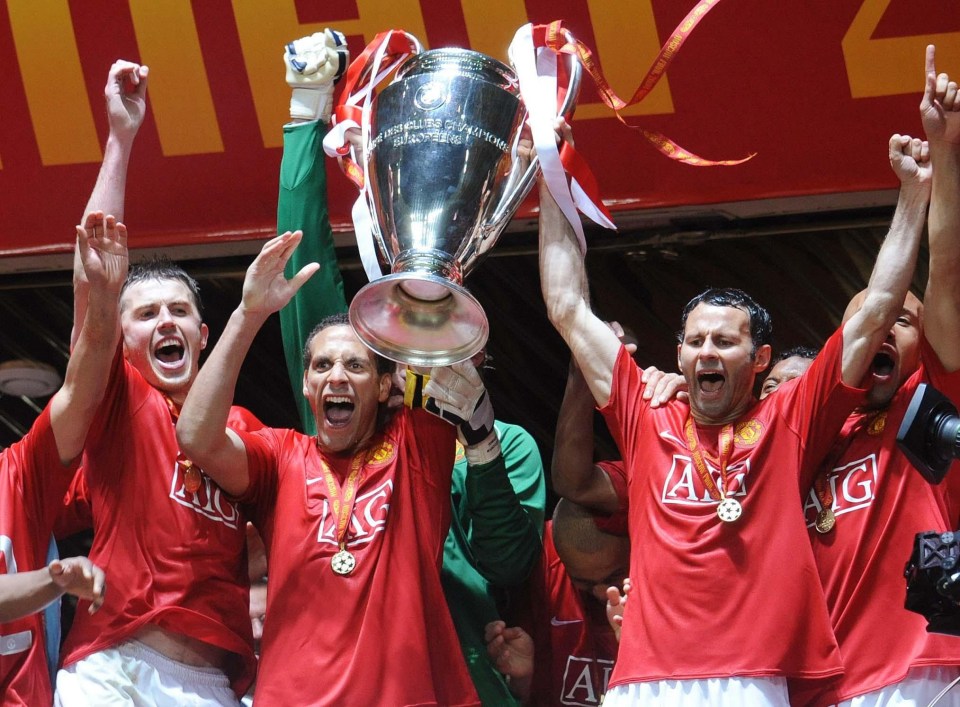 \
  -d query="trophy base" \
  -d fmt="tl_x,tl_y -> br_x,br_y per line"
349,272 -> 489,367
